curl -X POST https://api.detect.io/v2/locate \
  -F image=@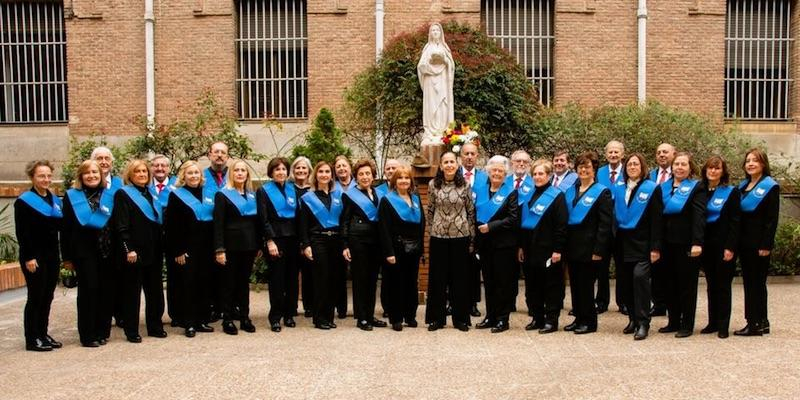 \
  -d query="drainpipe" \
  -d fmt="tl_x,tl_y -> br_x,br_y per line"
145,0 -> 155,129
637,0 -> 647,105
375,0 -> 385,173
